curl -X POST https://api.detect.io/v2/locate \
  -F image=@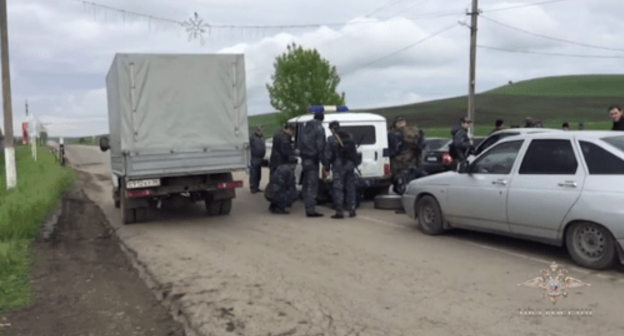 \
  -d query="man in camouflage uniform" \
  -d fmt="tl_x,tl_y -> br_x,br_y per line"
269,156 -> 299,215
387,116 -> 408,177
249,126 -> 266,194
325,121 -> 360,219
299,111 -> 327,217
